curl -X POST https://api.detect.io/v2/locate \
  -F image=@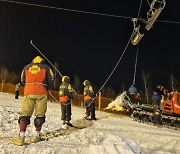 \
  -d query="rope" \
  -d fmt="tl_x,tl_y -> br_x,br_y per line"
133,45 -> 139,85
48,91 -> 73,106
96,39 -> 131,95
1,0 -> 180,24
30,41 -> 63,77
96,0 -> 143,95
30,41 -> 77,94
146,0 -> 151,7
